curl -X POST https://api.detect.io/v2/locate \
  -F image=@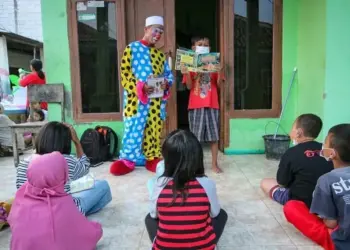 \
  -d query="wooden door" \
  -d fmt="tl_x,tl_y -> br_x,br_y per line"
219,0 -> 230,150
125,0 -> 177,139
